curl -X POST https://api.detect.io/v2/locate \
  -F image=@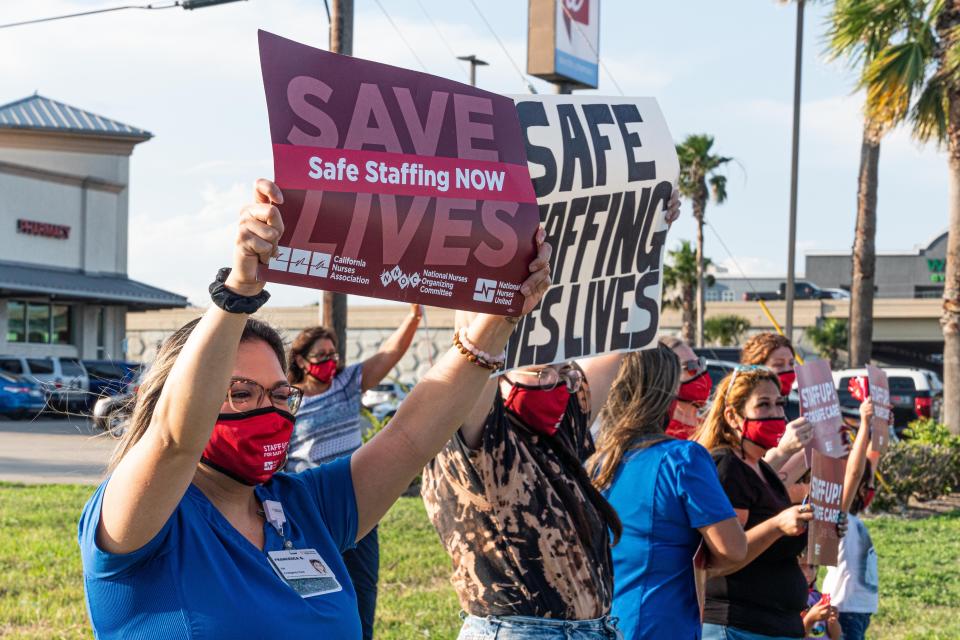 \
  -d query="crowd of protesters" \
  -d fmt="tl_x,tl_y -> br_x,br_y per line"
77,179 -> 883,640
